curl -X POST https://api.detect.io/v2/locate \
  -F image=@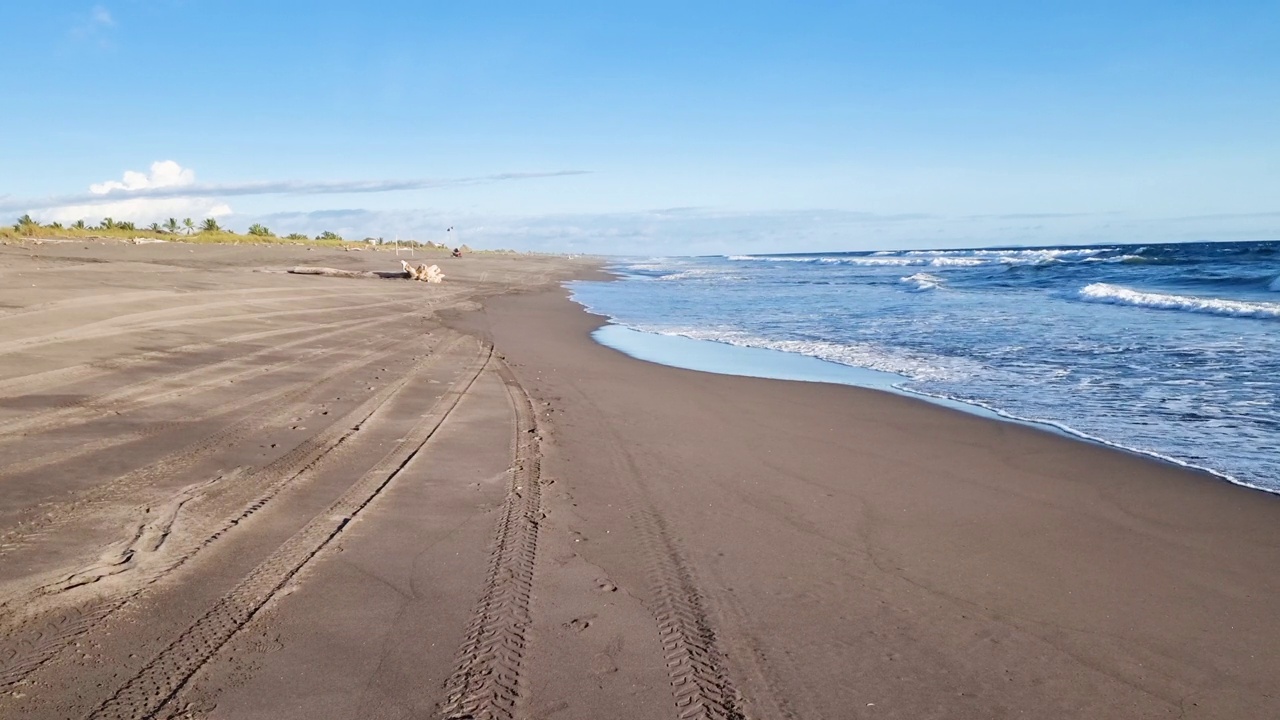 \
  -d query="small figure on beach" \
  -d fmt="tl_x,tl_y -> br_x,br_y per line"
452,247 -> 463,258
